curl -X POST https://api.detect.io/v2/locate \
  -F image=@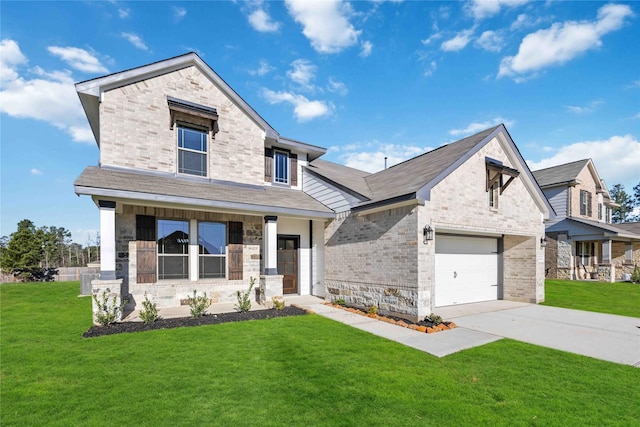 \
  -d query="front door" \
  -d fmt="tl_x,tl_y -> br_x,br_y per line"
277,236 -> 298,294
